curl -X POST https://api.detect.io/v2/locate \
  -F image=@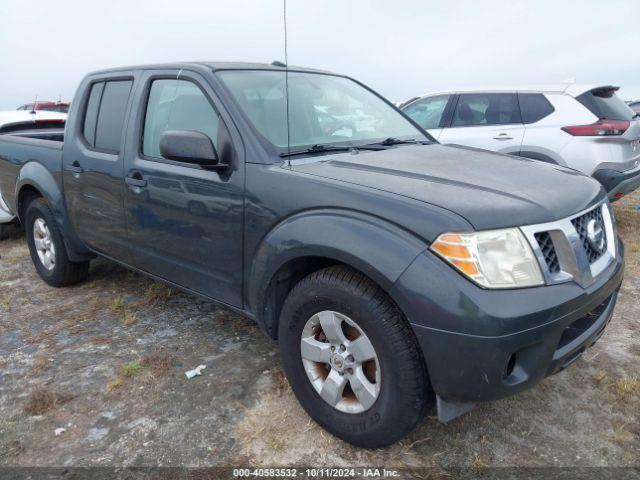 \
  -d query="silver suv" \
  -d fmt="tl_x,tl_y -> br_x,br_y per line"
401,84 -> 640,201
